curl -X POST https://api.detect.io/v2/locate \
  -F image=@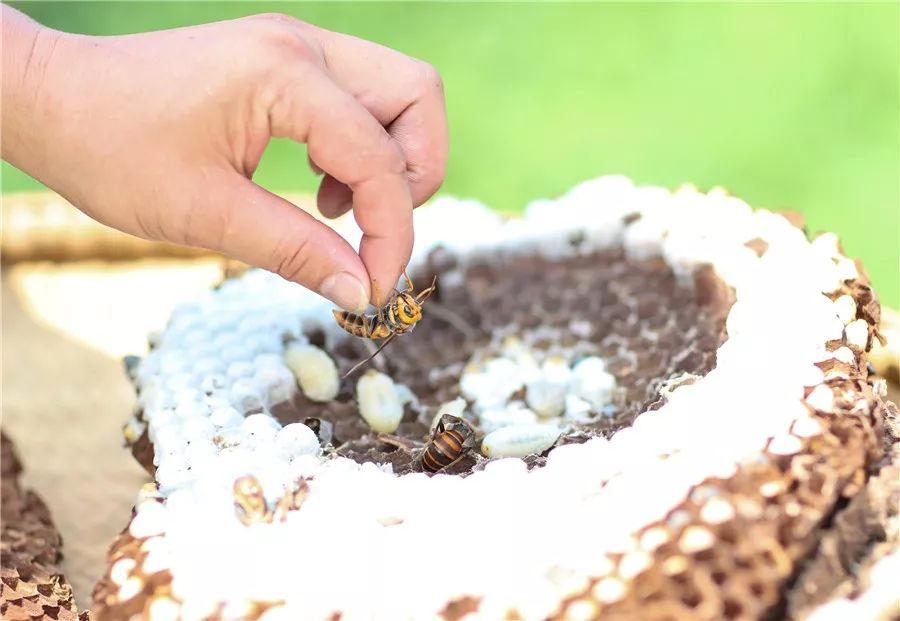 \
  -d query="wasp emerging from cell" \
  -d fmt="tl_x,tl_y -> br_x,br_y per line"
333,270 -> 437,378
233,475 -> 270,526
234,475 -> 311,525
420,414 -> 477,473
304,416 -> 335,448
